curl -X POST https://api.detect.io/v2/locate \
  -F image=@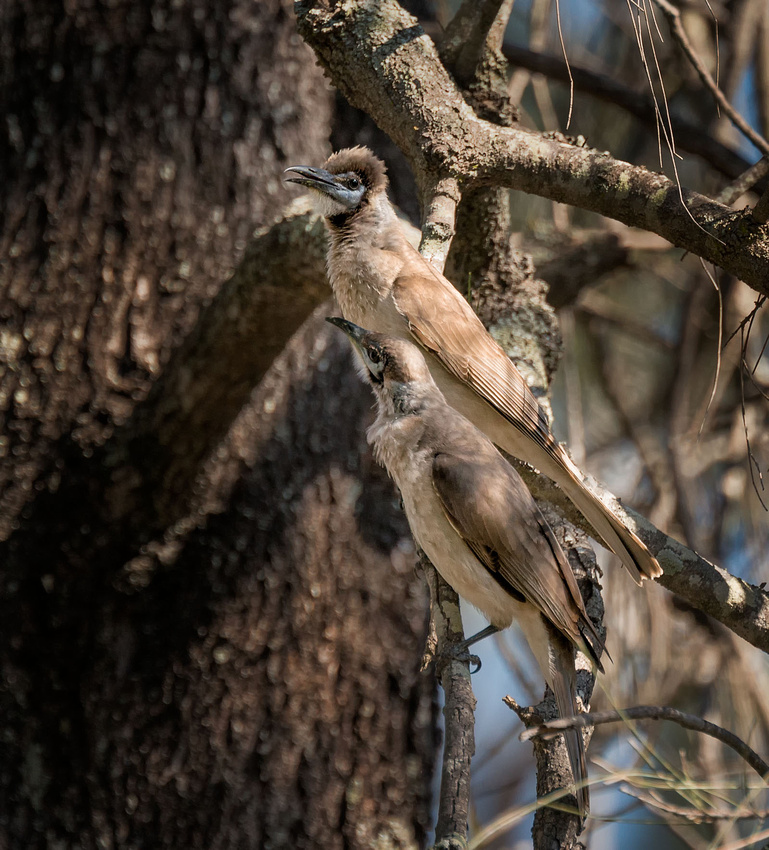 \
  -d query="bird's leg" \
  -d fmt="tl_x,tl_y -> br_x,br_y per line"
454,624 -> 500,653
440,624 -> 500,674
